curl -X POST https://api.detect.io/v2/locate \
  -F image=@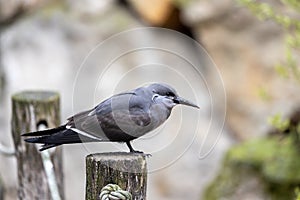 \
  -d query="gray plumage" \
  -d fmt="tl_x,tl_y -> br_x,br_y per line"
22,83 -> 199,152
